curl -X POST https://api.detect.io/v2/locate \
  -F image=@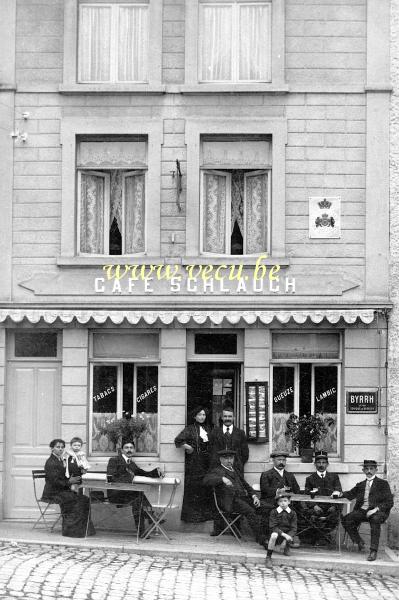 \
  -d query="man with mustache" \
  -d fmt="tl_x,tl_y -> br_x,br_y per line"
259,450 -> 300,541
209,403 -> 249,475
107,438 -> 163,536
